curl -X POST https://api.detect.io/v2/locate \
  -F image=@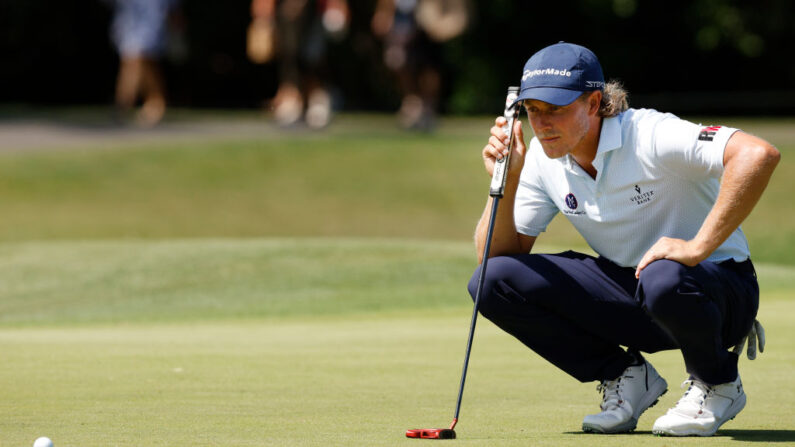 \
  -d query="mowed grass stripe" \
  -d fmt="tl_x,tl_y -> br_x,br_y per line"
0,304 -> 793,446
0,238 -> 475,325
0,238 -> 791,326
